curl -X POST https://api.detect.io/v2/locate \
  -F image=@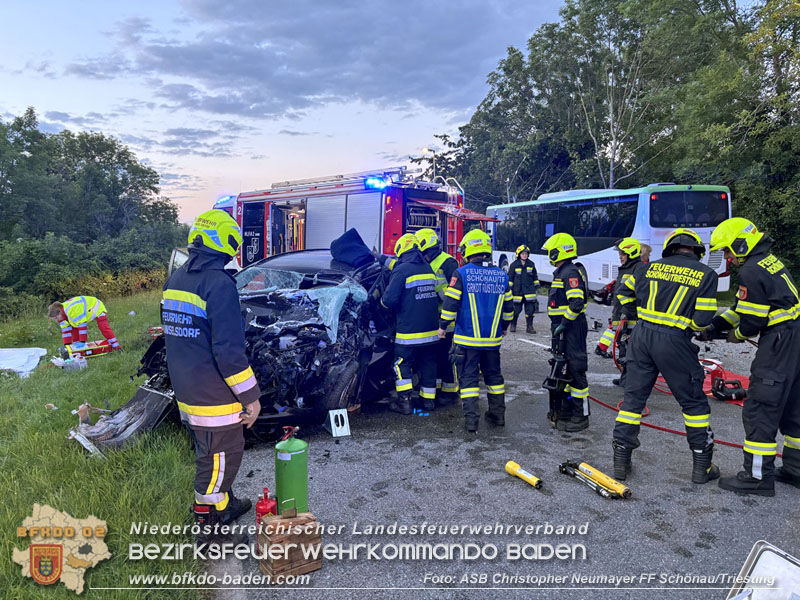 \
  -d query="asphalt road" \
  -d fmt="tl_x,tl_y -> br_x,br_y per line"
223,303 -> 799,600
